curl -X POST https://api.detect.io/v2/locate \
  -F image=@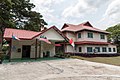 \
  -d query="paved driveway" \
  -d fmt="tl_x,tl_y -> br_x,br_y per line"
0,59 -> 120,80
